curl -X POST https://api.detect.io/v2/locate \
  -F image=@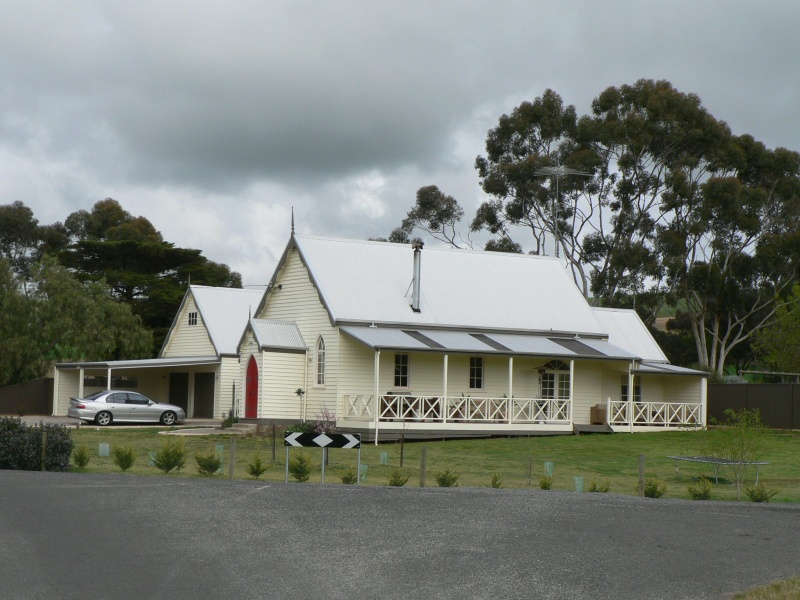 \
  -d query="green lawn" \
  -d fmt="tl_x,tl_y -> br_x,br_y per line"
67,426 -> 800,502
